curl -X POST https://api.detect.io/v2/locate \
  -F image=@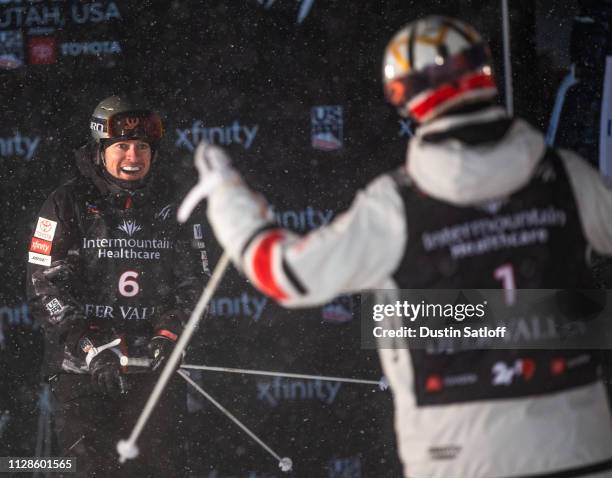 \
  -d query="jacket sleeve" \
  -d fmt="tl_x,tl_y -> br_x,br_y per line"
560,149 -> 612,256
207,174 -> 407,307
26,187 -> 88,354
152,207 -> 210,335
